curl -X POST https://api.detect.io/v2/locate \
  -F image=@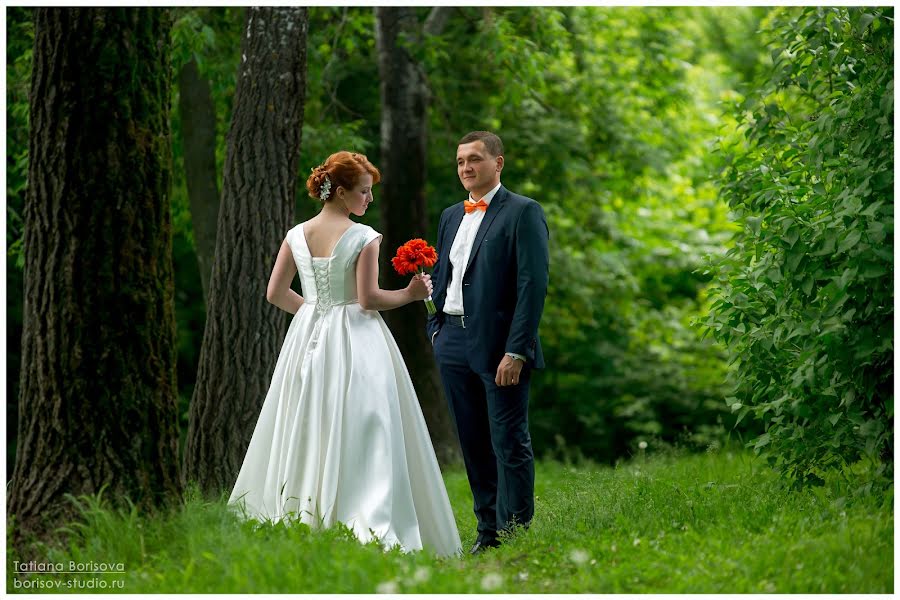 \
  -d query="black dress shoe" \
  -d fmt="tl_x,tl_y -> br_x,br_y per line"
469,537 -> 501,555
